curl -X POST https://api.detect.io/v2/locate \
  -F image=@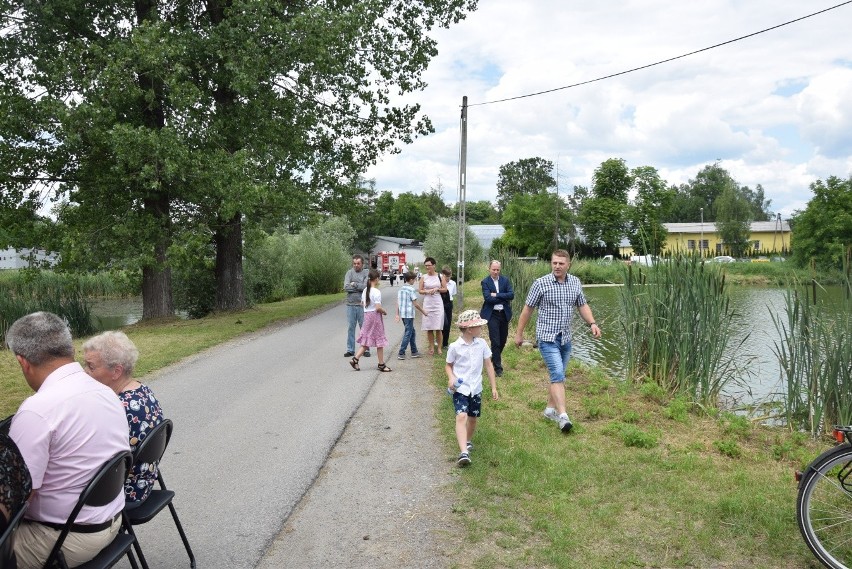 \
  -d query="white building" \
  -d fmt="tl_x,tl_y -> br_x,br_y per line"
0,247 -> 59,270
